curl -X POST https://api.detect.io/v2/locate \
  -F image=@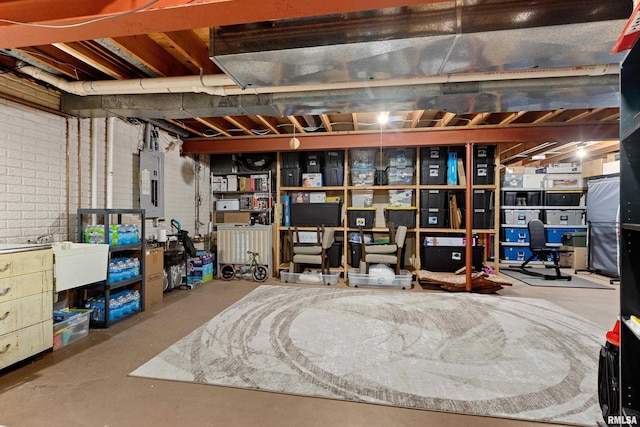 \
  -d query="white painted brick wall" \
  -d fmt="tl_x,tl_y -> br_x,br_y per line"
0,98 -> 205,245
